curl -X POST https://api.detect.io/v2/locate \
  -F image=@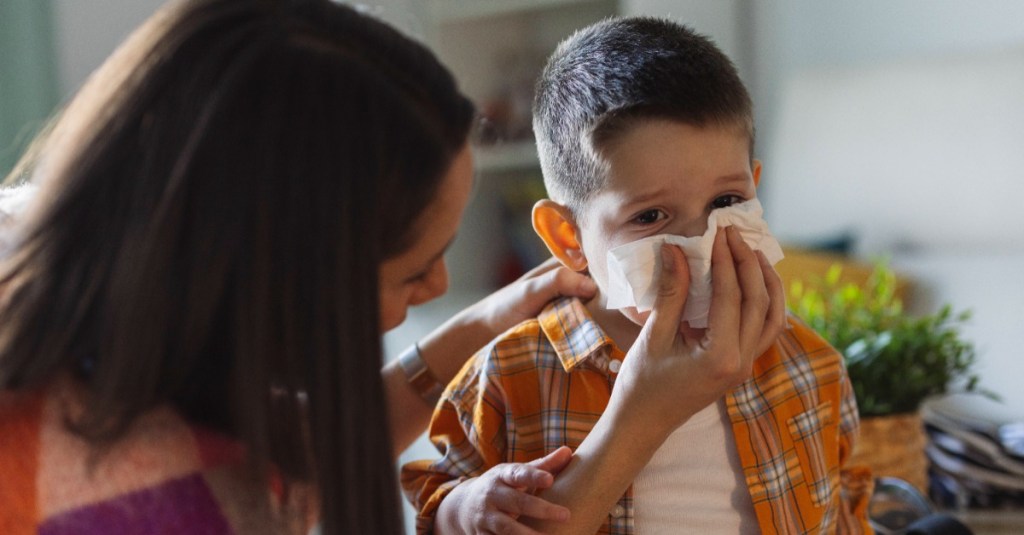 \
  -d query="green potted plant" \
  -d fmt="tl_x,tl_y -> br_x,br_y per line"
789,260 -> 981,491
